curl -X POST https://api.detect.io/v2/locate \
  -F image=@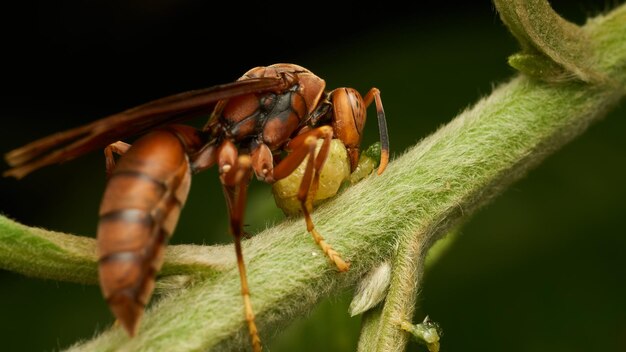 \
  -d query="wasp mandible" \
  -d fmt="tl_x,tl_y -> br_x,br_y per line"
3,63 -> 389,351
